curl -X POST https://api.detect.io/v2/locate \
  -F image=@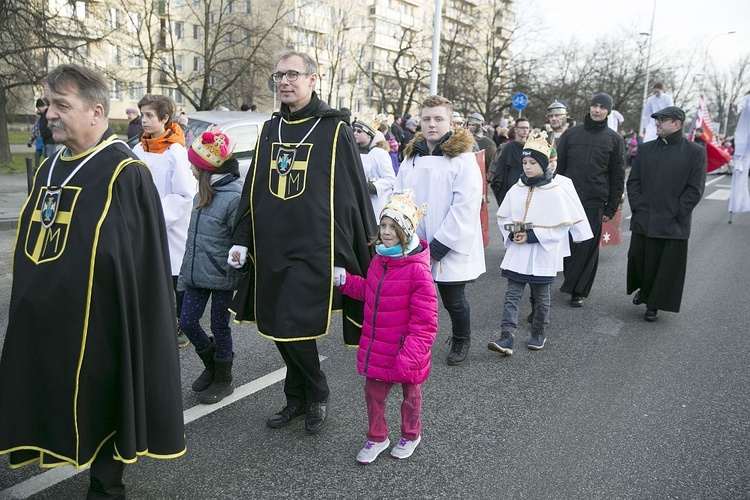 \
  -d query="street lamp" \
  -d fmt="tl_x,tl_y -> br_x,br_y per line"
639,0 -> 656,136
